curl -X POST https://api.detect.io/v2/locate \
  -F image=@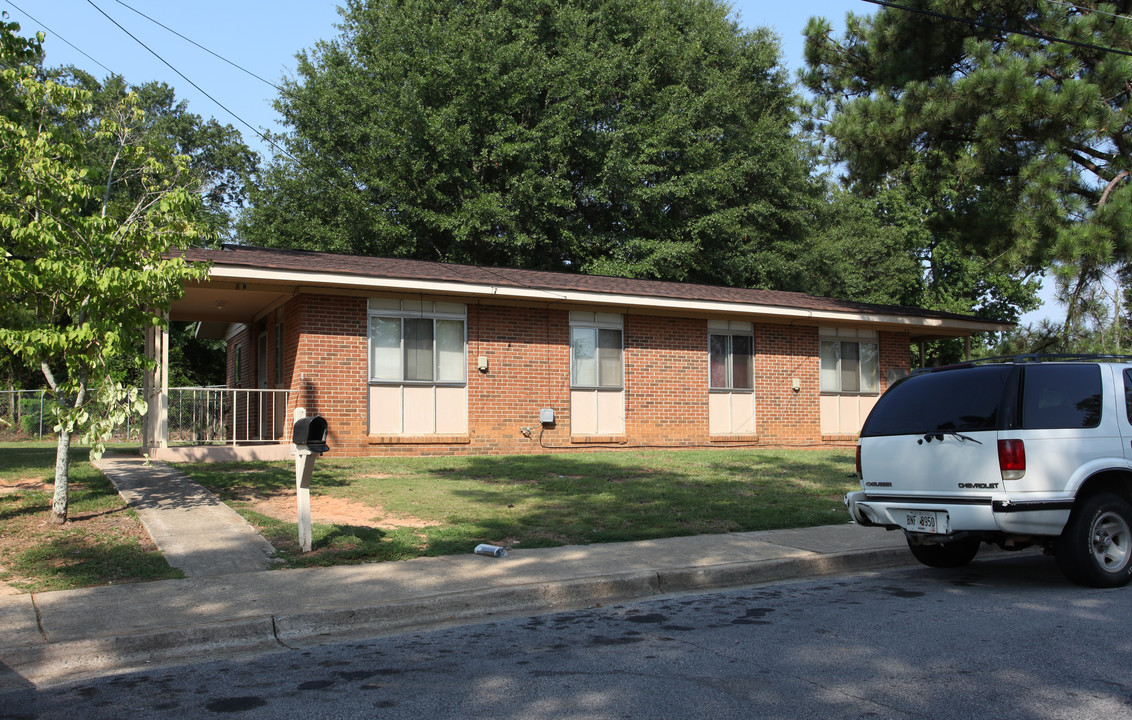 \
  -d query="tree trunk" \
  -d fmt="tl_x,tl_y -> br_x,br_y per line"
51,426 -> 70,524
